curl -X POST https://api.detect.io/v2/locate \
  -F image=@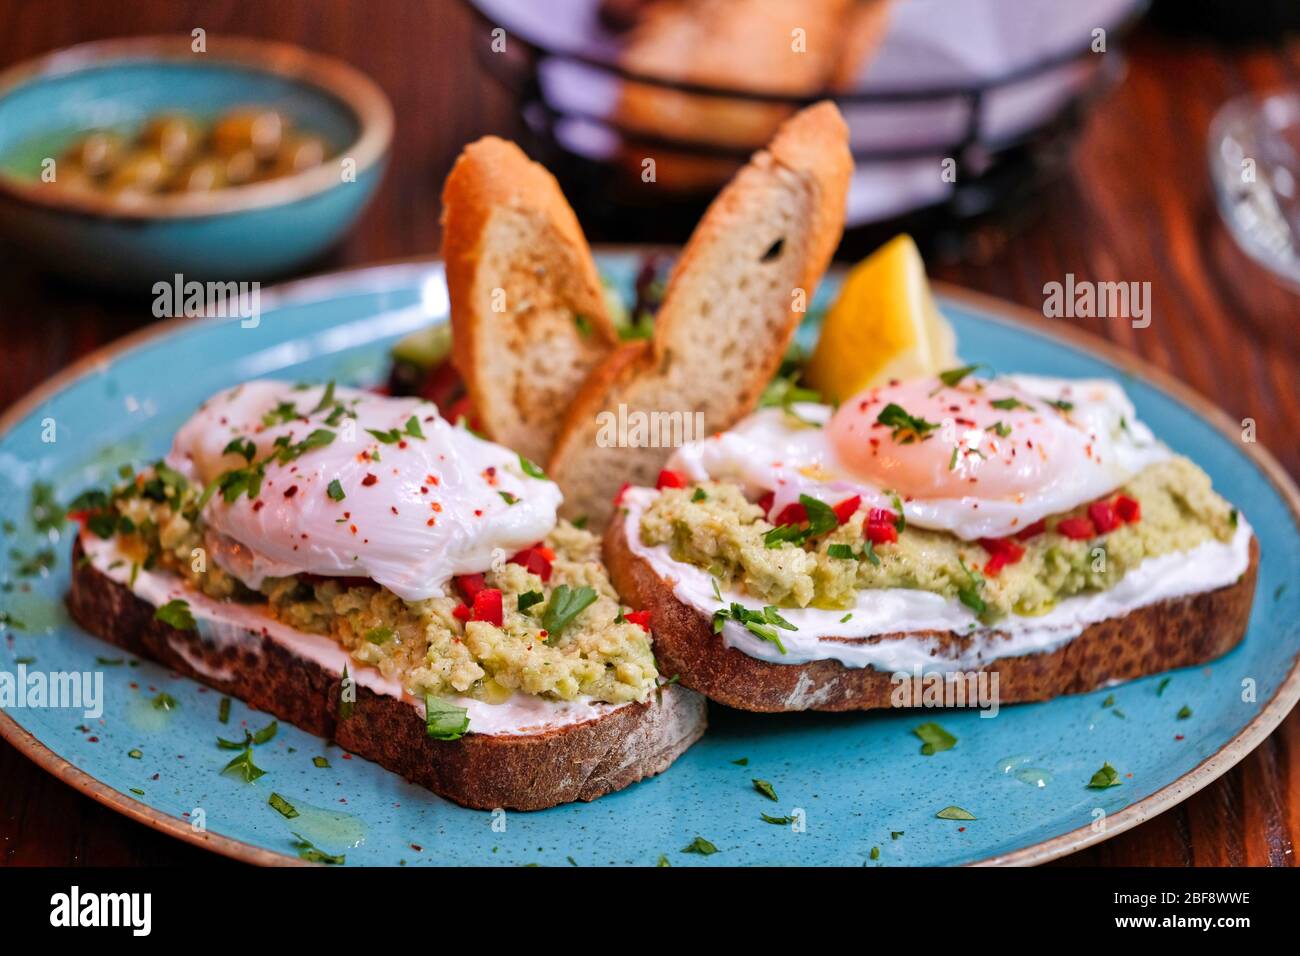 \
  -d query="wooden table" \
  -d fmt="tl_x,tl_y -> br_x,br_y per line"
0,0 -> 1296,867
